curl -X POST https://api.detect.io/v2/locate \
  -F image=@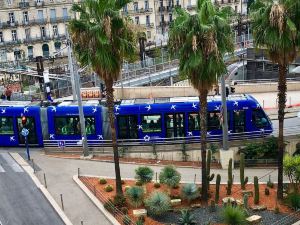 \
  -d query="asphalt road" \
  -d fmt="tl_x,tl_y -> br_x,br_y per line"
272,116 -> 300,136
0,152 -> 65,225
